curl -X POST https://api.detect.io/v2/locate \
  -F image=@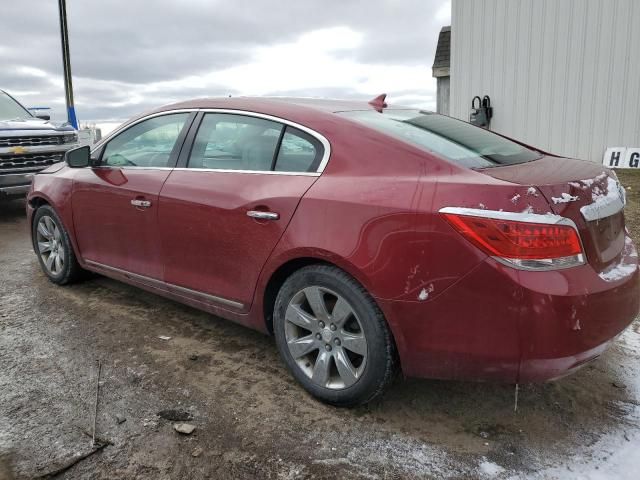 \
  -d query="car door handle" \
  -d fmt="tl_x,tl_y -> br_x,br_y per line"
131,199 -> 152,208
246,210 -> 279,220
